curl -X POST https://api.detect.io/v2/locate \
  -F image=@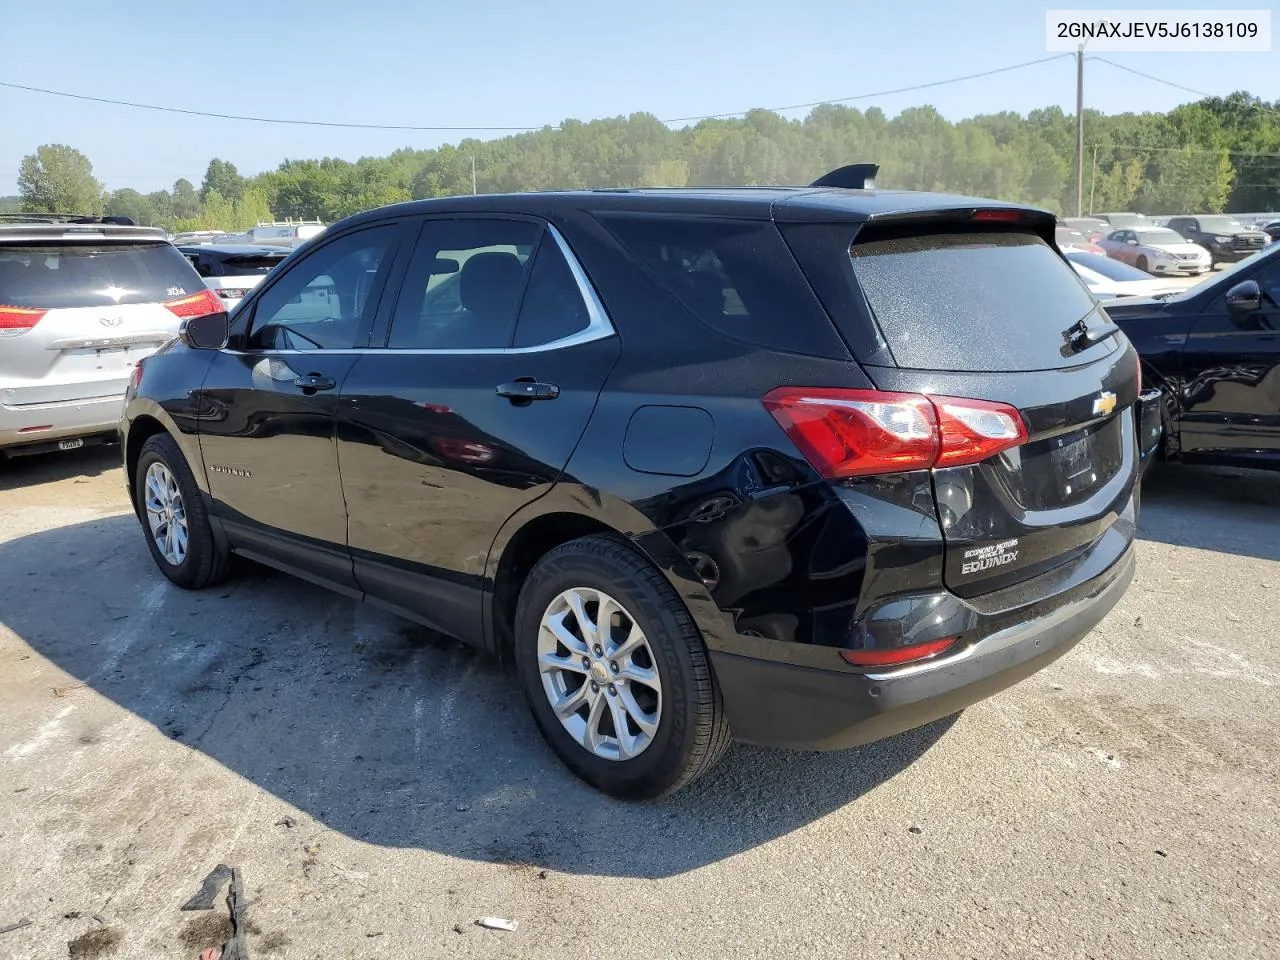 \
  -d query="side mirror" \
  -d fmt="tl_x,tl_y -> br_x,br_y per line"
179,311 -> 230,350
1126,239 -> 1139,245
1225,280 -> 1262,314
